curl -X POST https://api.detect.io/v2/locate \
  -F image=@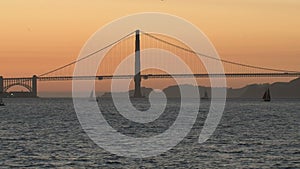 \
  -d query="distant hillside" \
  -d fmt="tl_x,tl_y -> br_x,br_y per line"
102,87 -> 153,97
269,78 -> 300,98
99,78 -> 300,99
230,78 -> 300,99
162,77 -> 300,99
